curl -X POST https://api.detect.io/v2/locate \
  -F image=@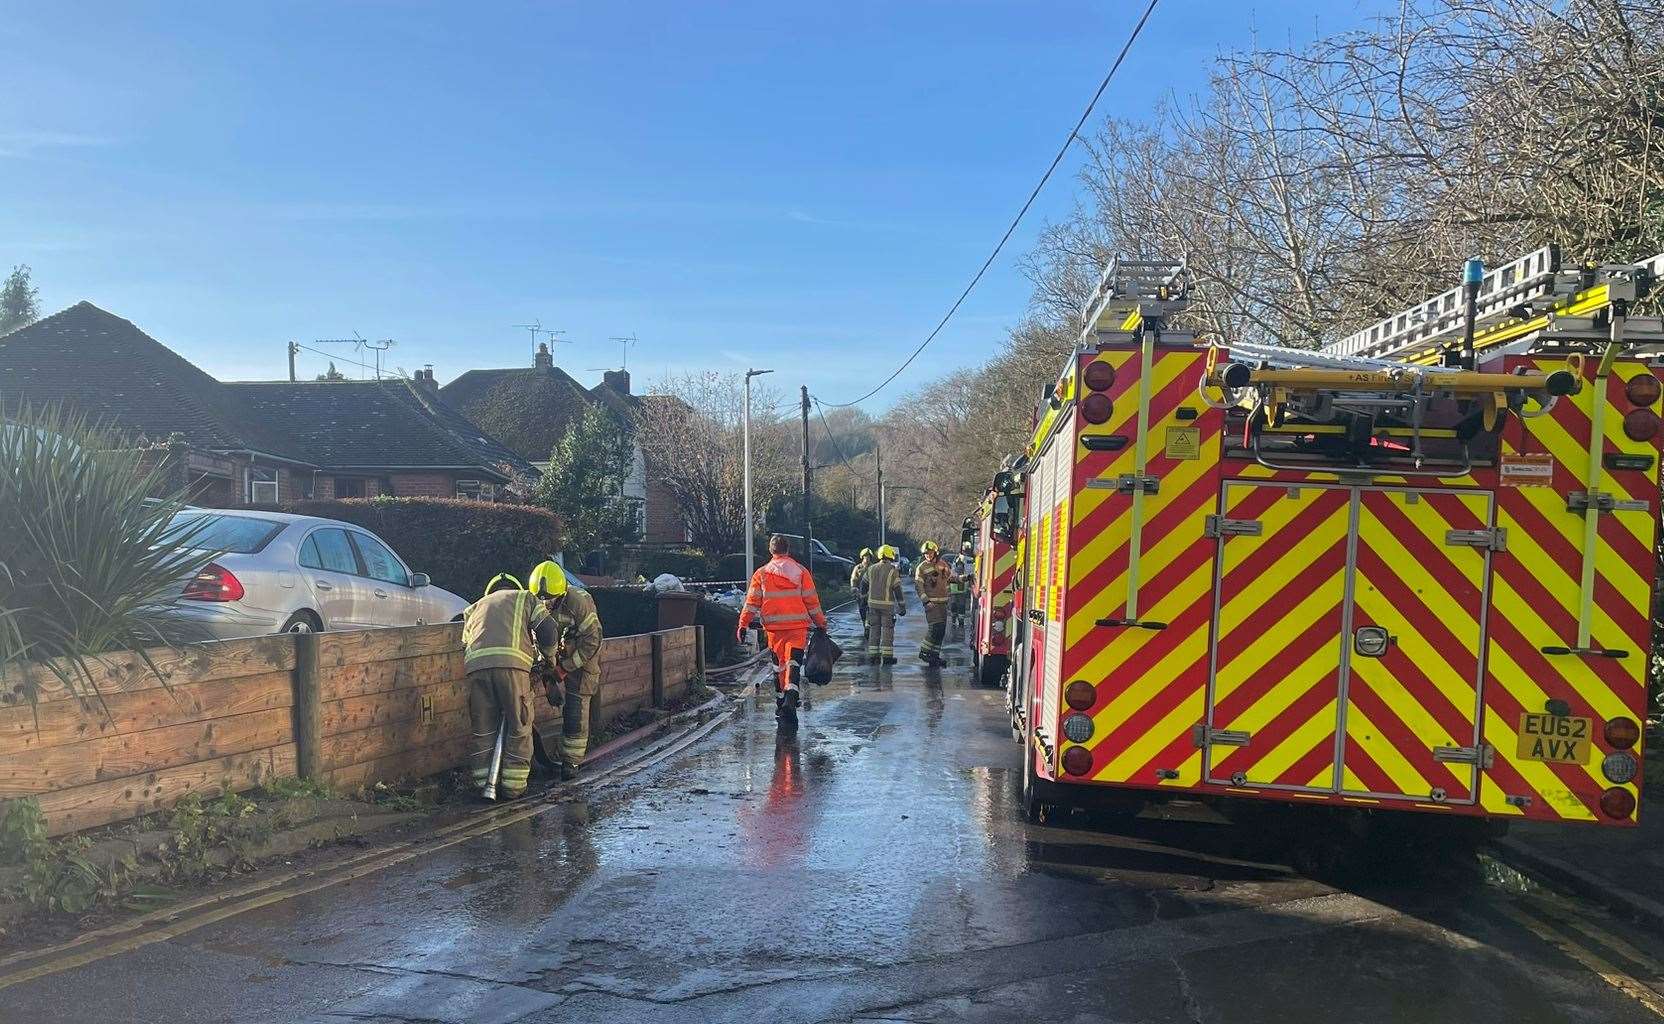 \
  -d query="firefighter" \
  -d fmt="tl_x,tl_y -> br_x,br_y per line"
850,547 -> 874,649
528,561 -> 605,780
949,541 -> 973,632
914,540 -> 952,667
736,535 -> 828,726
461,572 -> 561,800
864,544 -> 905,664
